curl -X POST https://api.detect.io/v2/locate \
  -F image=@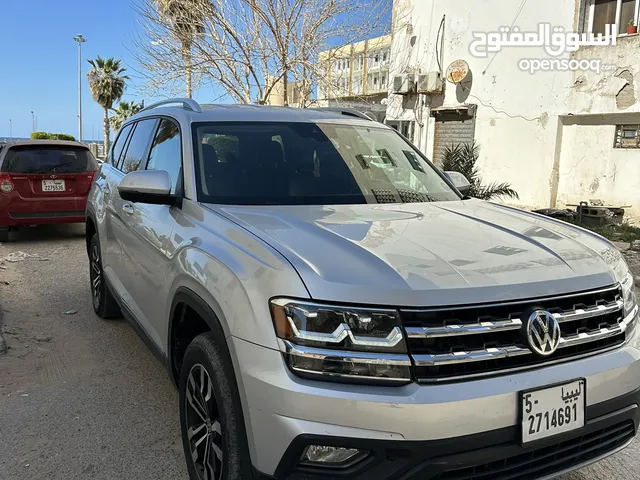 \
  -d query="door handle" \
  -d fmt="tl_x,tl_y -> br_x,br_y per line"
122,203 -> 135,215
